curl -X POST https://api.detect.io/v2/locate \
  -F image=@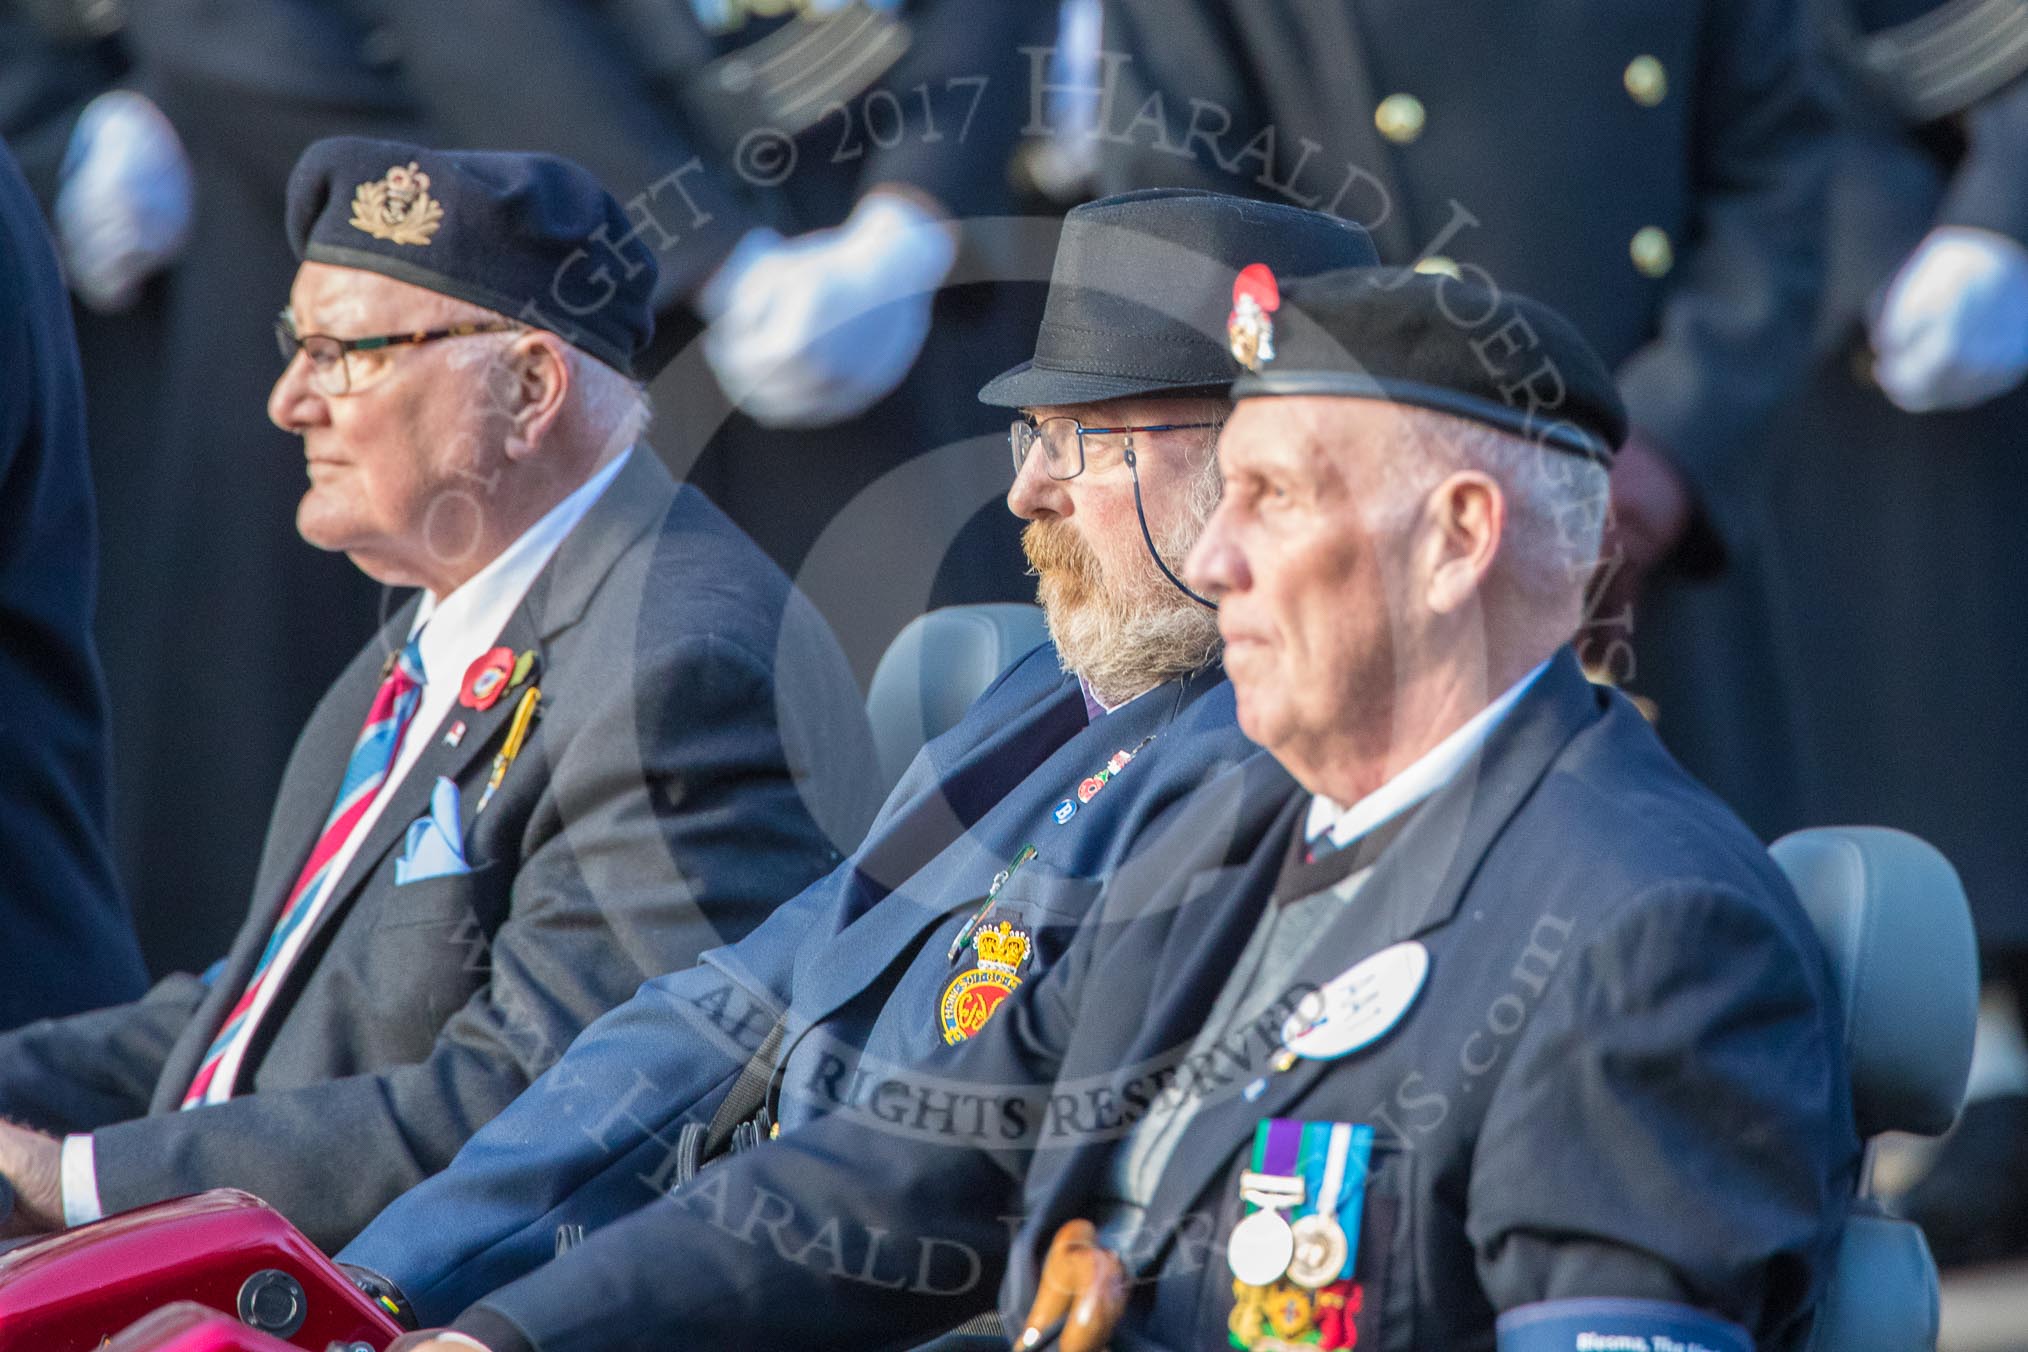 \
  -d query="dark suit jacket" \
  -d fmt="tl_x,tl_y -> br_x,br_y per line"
454,650 -> 1857,1352
1092,0 -> 1832,567
343,651 -> 1254,1324
0,449 -> 874,1249
0,140 -> 149,1028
